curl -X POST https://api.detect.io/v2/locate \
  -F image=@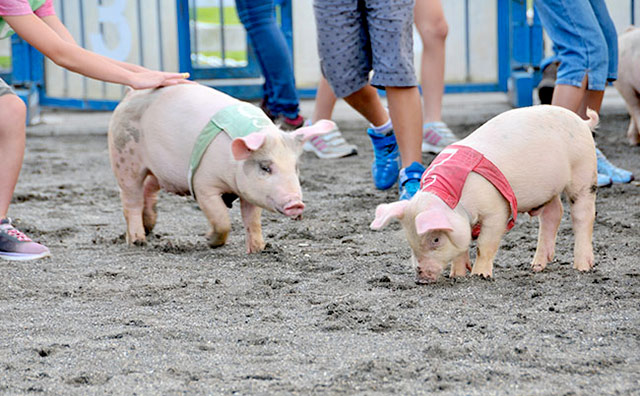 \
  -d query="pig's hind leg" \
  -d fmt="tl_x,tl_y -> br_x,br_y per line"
566,183 -> 596,272
616,83 -> 640,145
142,174 -> 161,235
118,172 -> 149,246
530,195 -> 563,272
